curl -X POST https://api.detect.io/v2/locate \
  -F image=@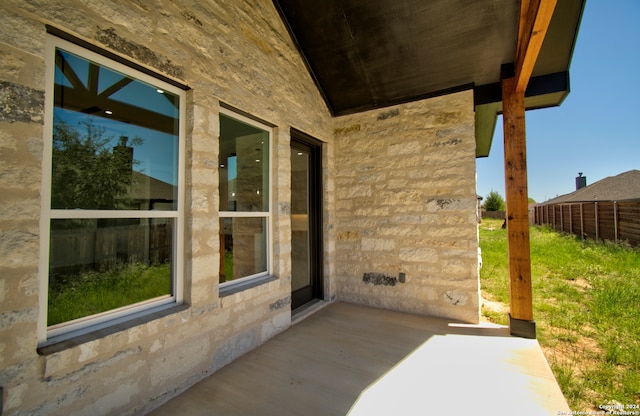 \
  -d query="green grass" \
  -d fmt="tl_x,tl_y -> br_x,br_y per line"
48,262 -> 171,326
223,250 -> 234,281
479,218 -> 640,411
